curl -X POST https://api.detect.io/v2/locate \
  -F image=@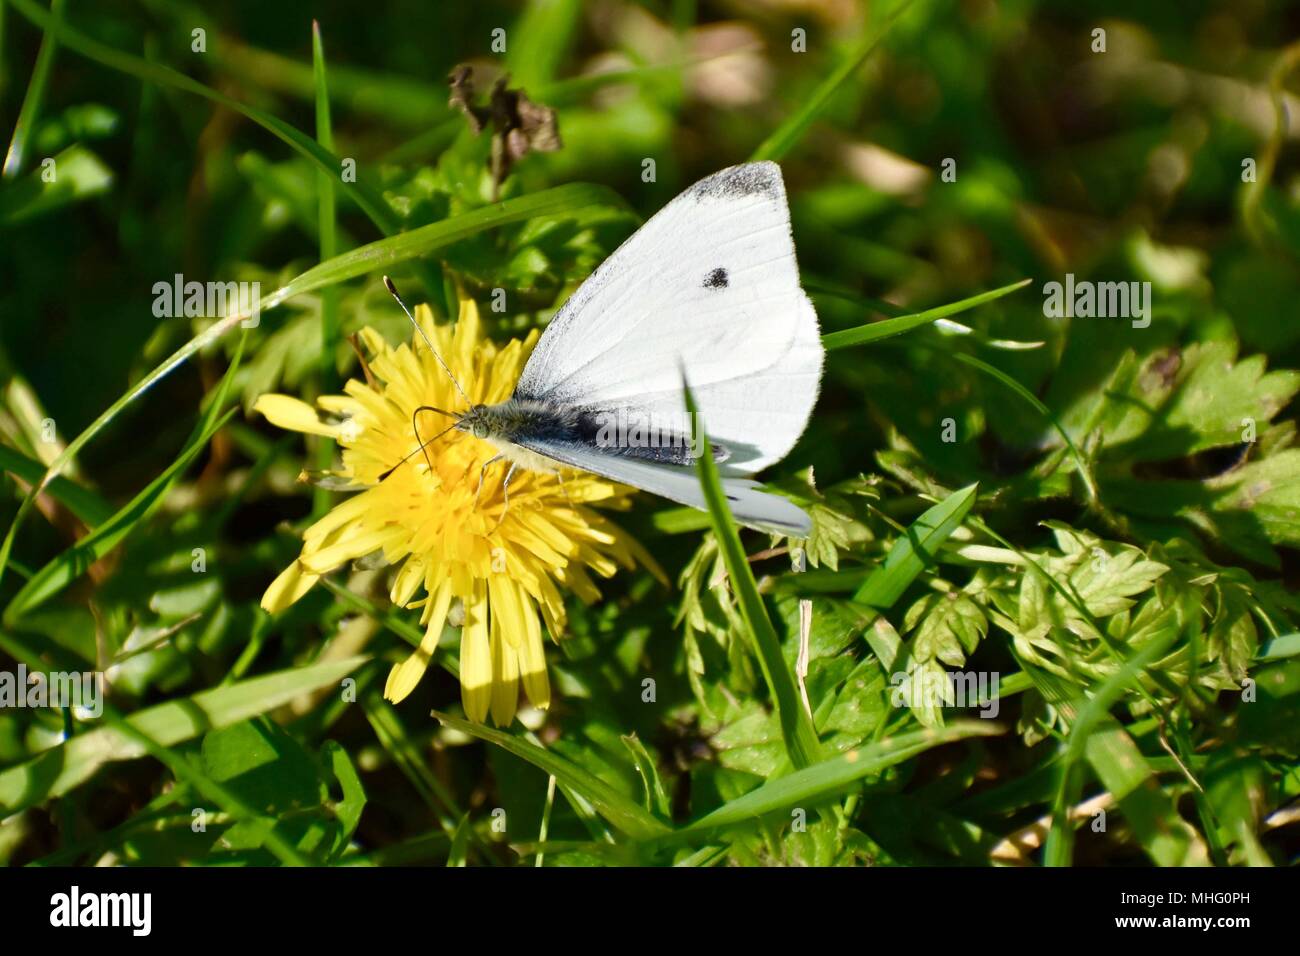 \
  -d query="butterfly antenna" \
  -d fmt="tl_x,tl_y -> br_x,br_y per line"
378,408 -> 458,481
383,276 -> 471,406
